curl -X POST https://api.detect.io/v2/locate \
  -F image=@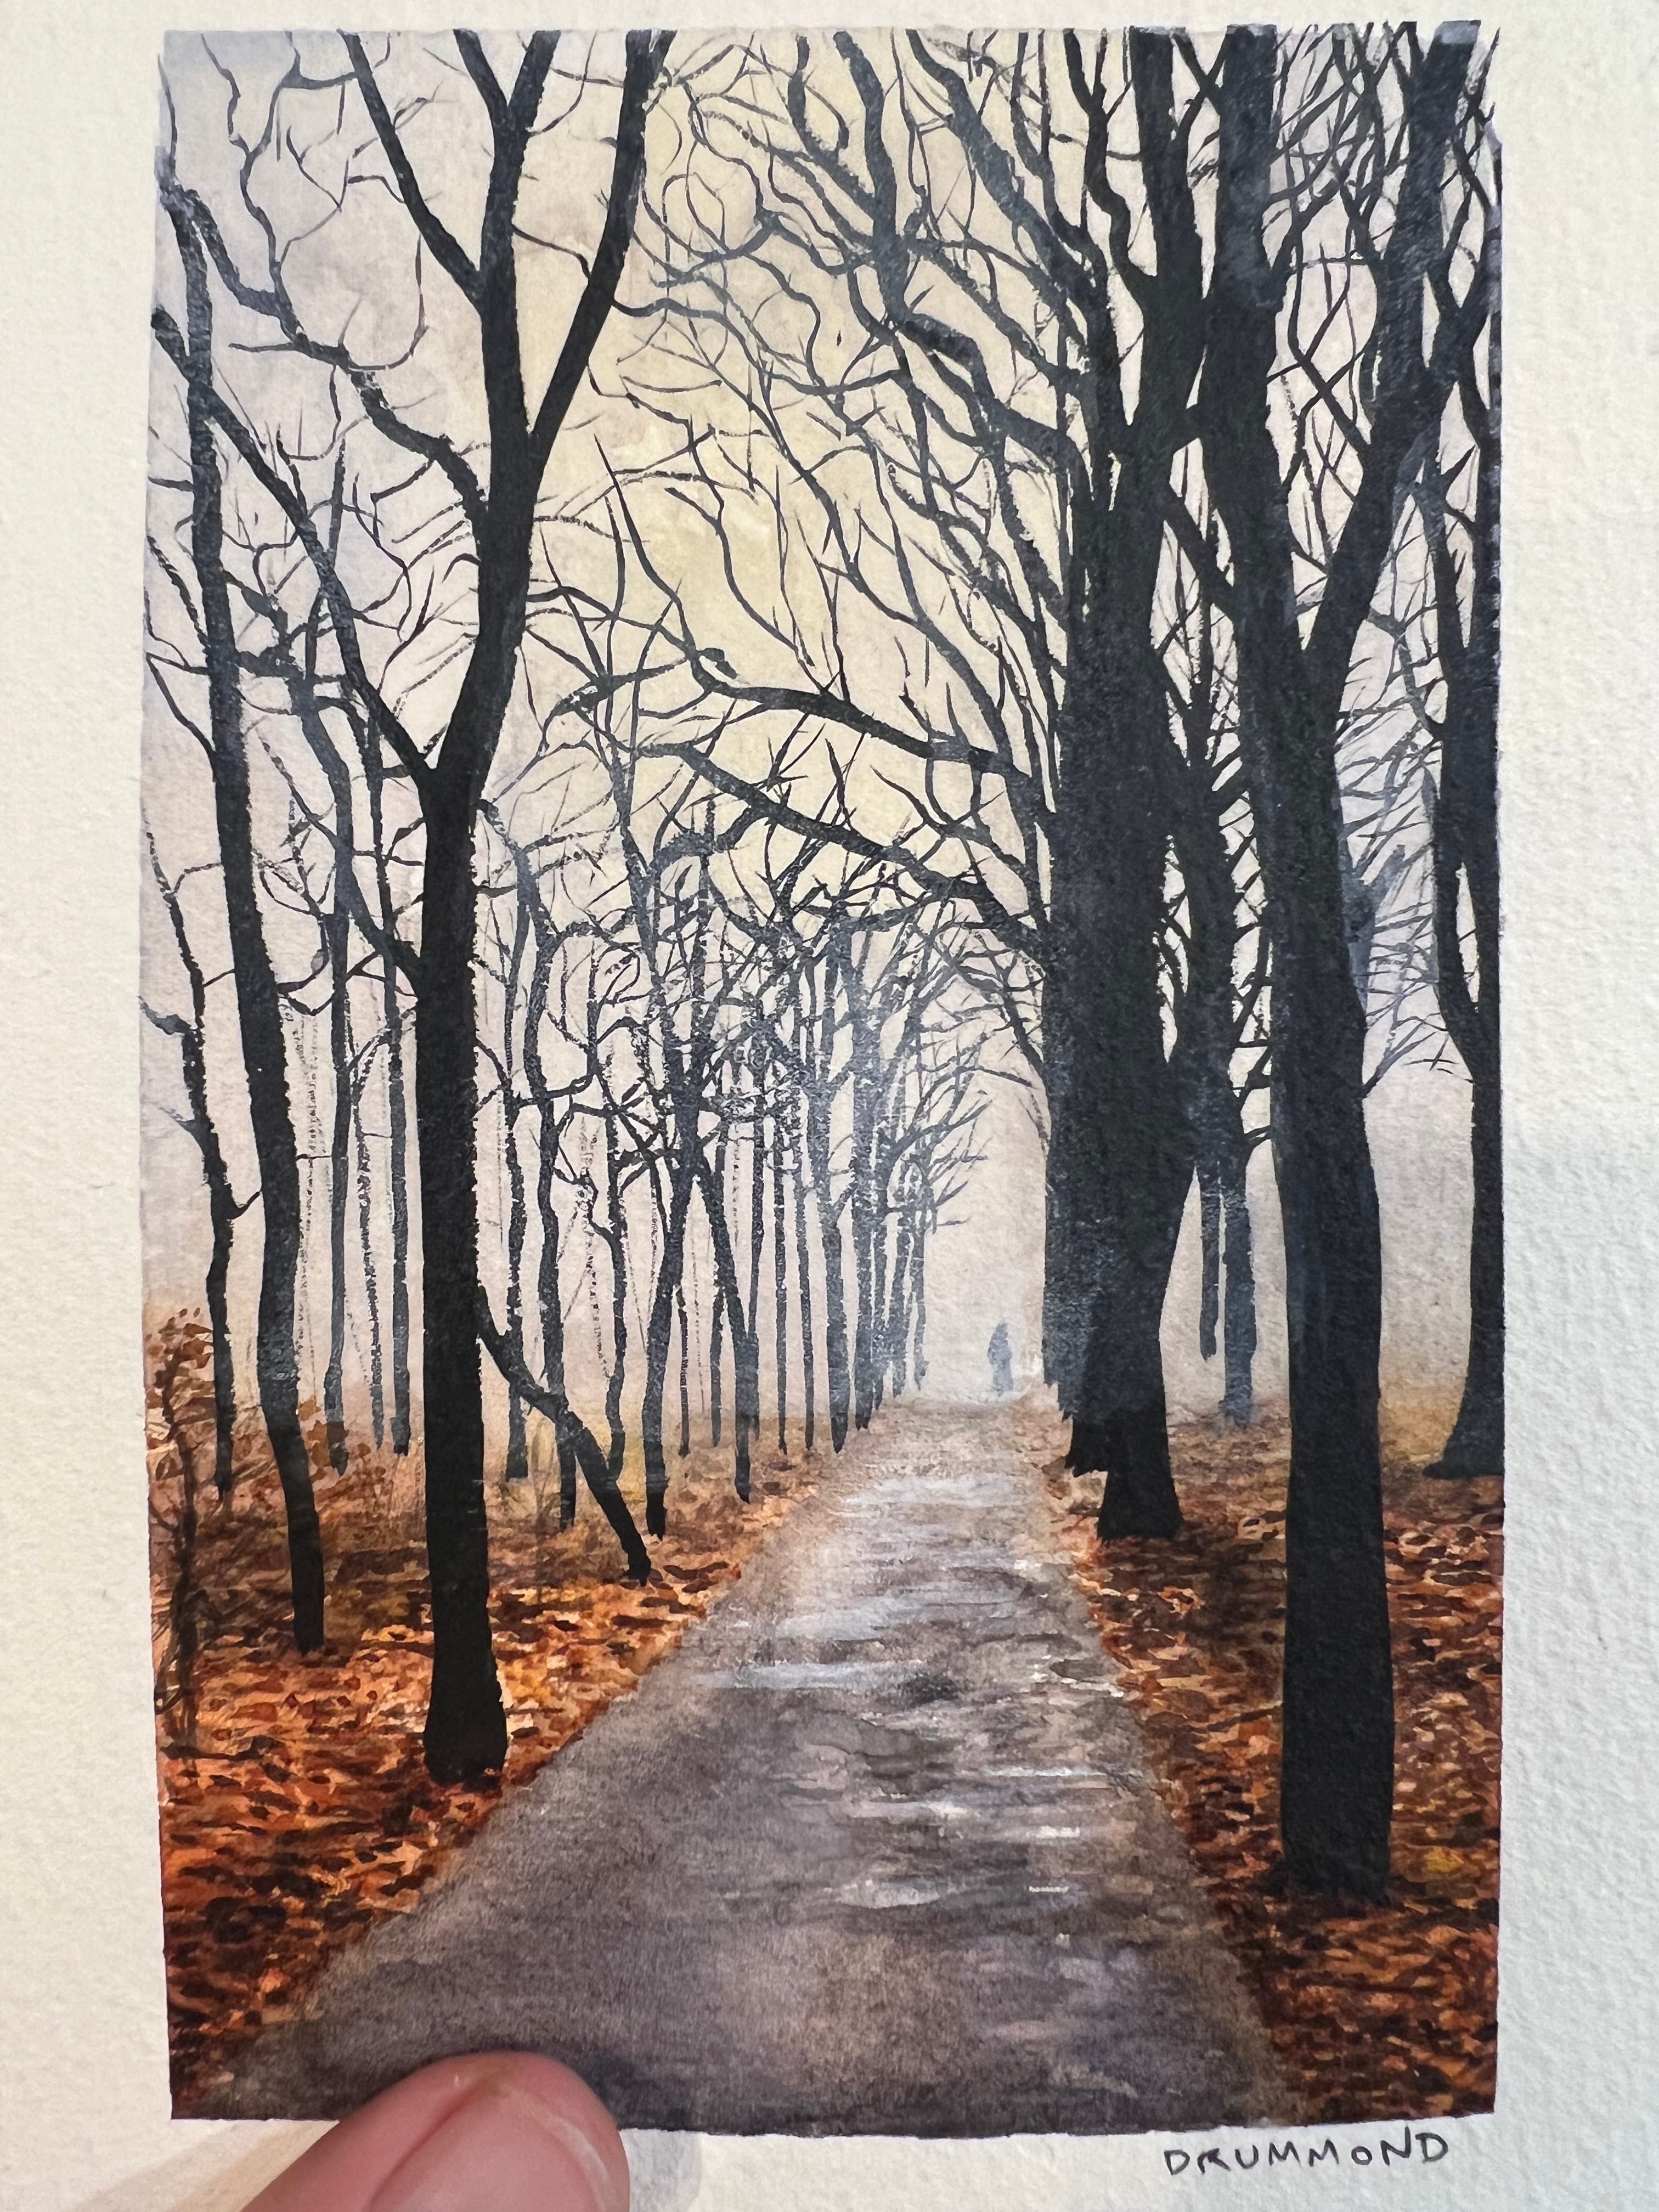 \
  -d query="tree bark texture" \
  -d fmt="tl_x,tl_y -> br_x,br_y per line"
1197,25 -> 1473,1891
